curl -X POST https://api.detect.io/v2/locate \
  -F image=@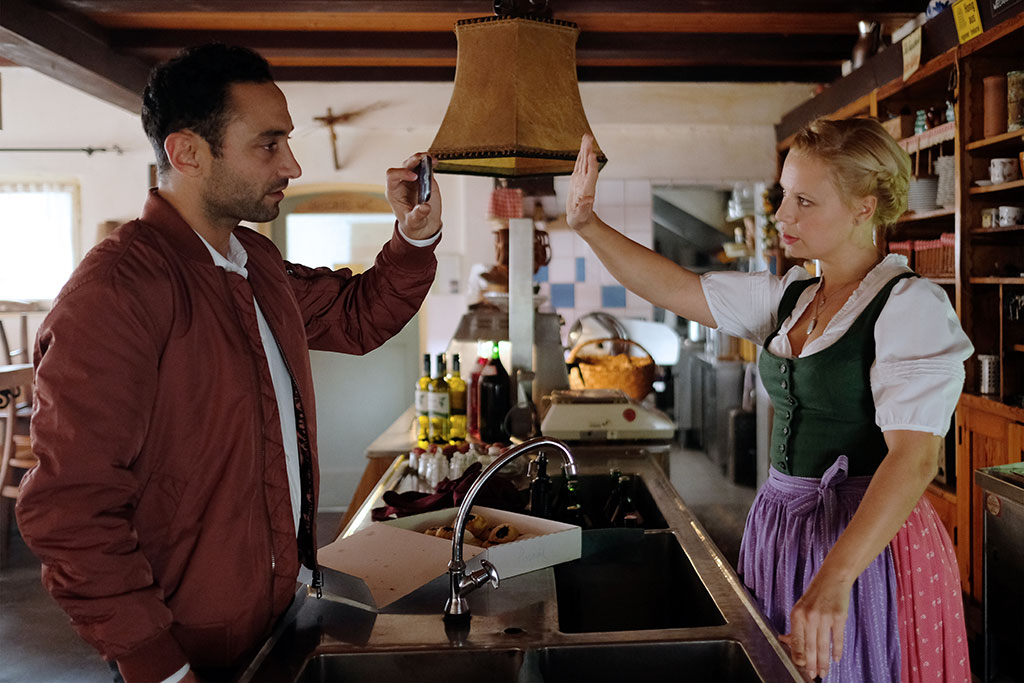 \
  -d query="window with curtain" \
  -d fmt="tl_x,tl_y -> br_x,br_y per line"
0,182 -> 78,301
